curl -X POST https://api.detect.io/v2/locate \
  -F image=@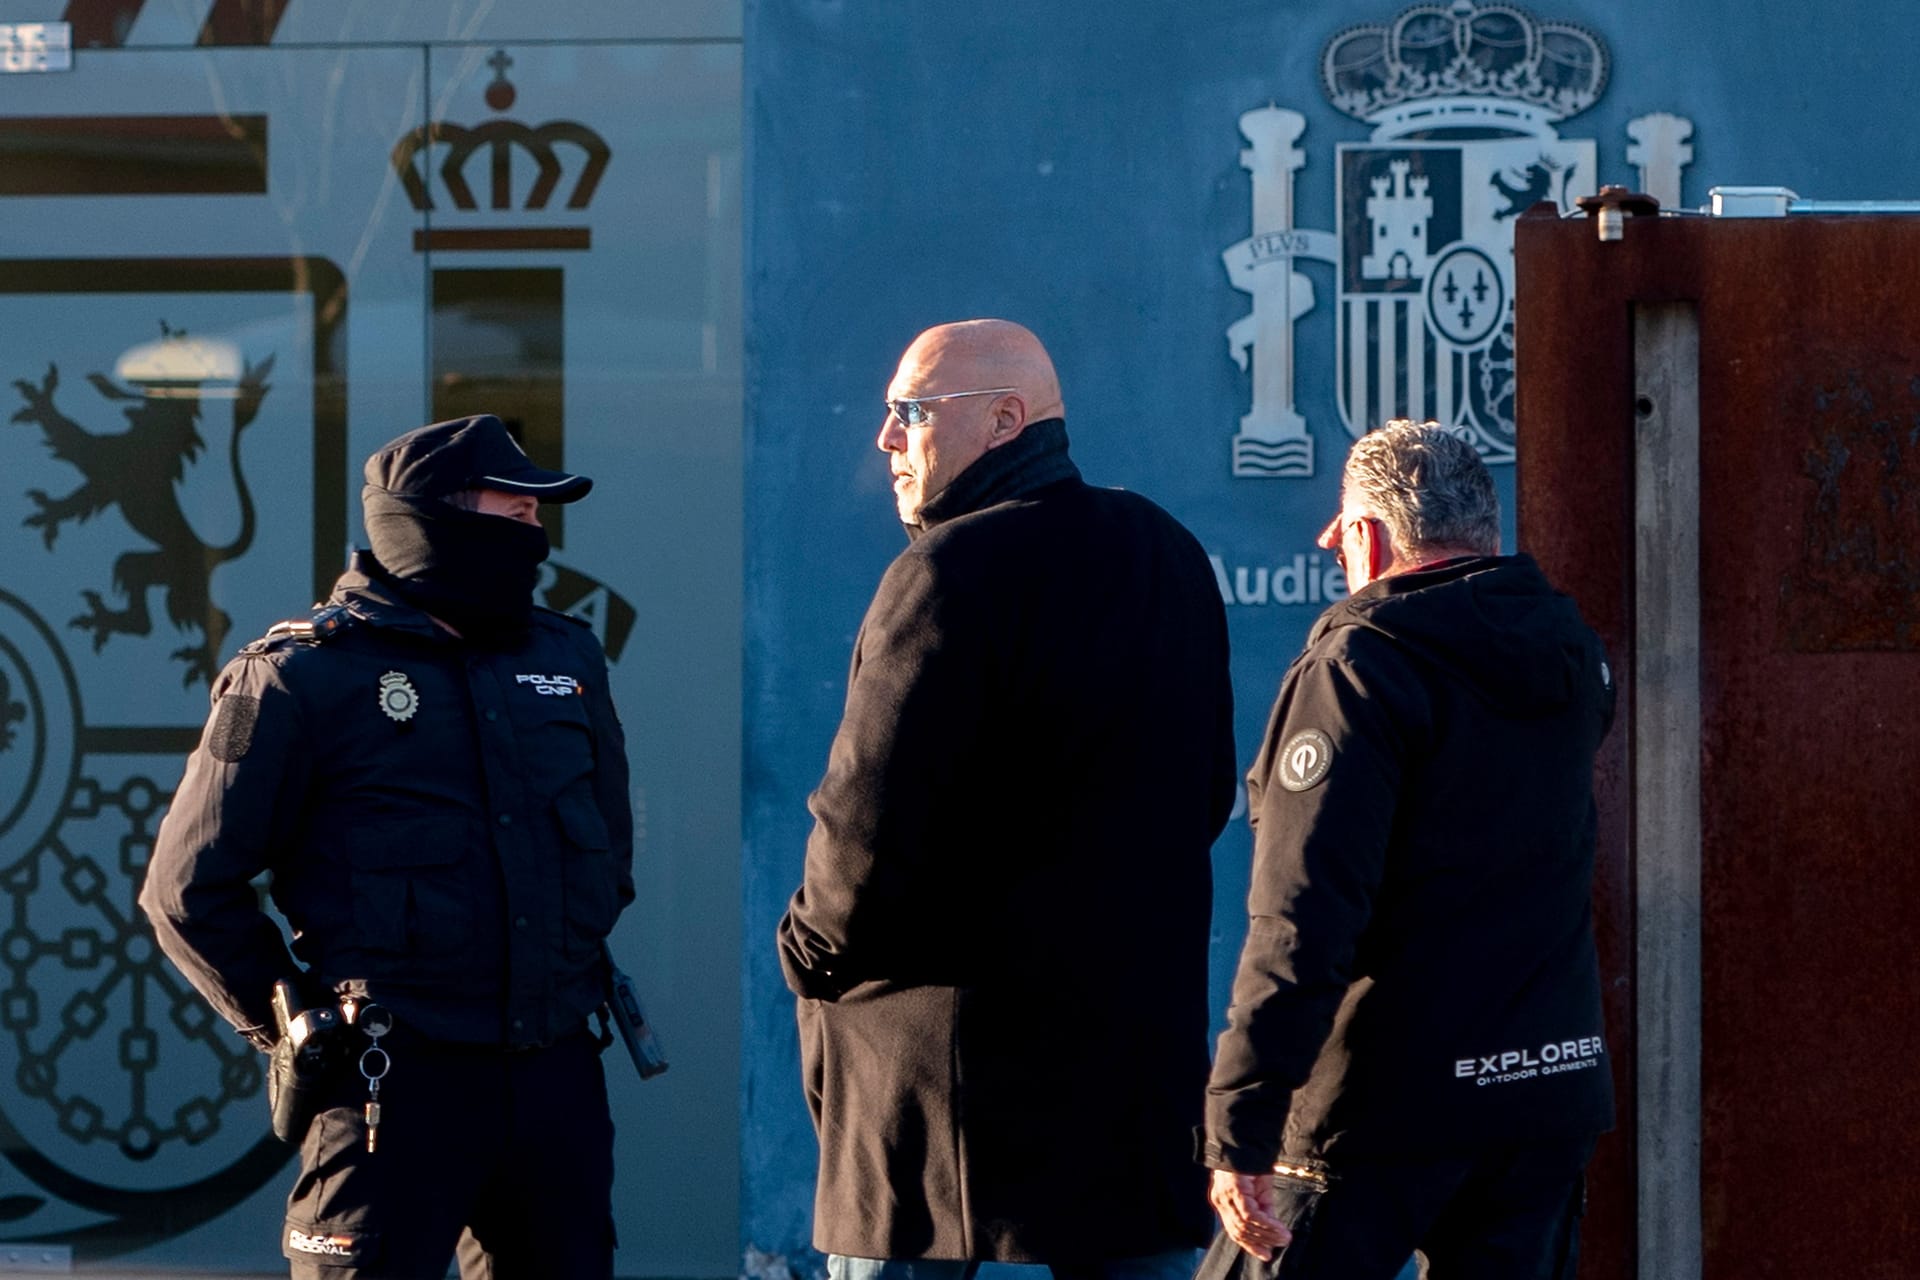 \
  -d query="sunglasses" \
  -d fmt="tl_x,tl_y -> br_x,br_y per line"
884,387 -> 1018,427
